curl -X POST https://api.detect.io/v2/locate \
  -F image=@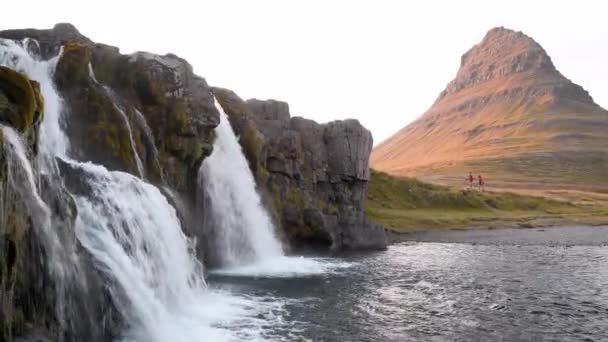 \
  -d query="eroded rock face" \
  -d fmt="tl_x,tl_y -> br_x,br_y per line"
215,88 -> 387,250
